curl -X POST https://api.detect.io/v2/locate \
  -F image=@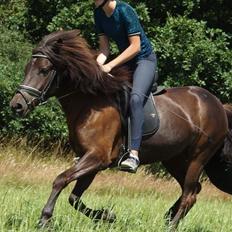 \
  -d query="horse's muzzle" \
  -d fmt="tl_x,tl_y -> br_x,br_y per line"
10,92 -> 31,117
